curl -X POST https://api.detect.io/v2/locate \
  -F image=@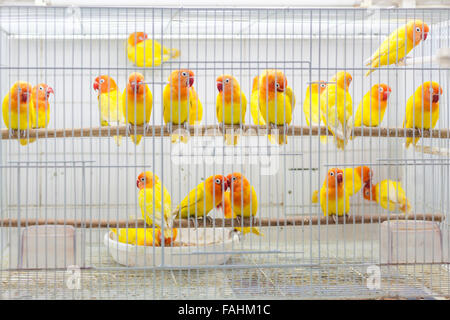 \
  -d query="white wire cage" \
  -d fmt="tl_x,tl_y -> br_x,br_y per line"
0,5 -> 449,300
